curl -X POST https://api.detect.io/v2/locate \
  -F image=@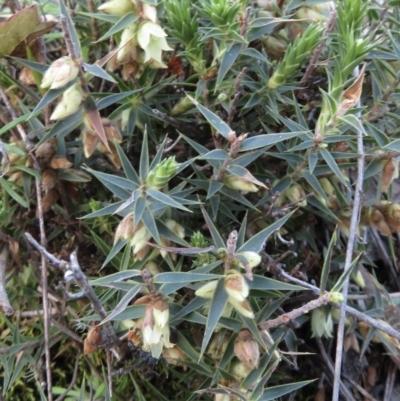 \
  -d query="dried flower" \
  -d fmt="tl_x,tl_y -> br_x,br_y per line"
224,270 -> 249,302
234,329 -> 260,368
42,169 -> 58,191
35,139 -> 56,158
84,326 -> 103,355
50,155 -> 73,169
381,158 -> 399,192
